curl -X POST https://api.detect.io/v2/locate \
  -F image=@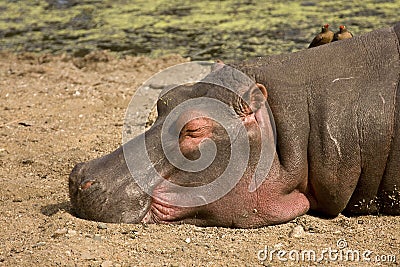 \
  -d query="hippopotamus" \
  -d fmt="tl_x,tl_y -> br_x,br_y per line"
69,22 -> 400,228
